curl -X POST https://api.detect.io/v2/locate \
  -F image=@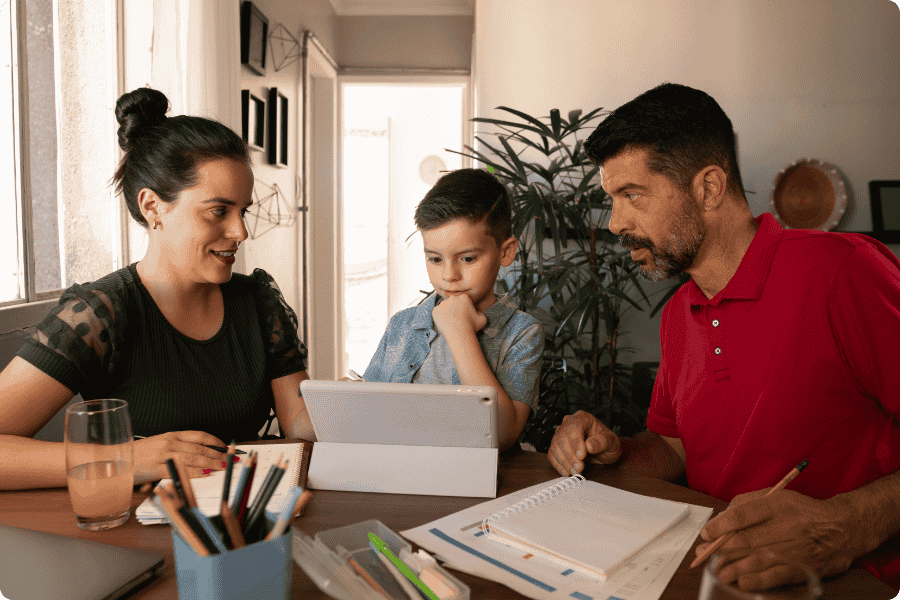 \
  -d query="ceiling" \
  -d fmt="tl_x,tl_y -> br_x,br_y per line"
327,0 -> 475,16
